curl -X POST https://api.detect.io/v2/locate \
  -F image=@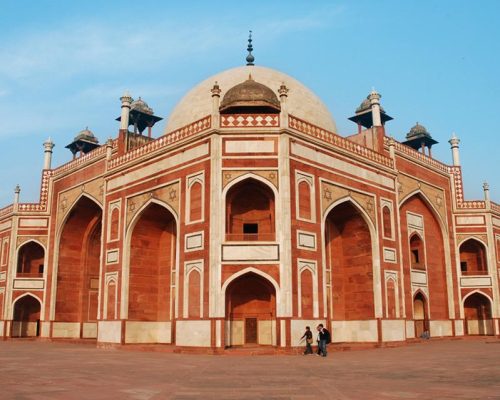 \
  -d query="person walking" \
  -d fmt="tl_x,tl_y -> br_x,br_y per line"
300,326 -> 313,355
317,324 -> 331,357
